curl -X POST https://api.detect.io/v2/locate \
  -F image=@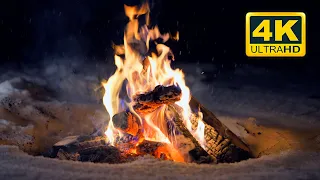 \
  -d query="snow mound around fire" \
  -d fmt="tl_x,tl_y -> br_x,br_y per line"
0,145 -> 319,180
